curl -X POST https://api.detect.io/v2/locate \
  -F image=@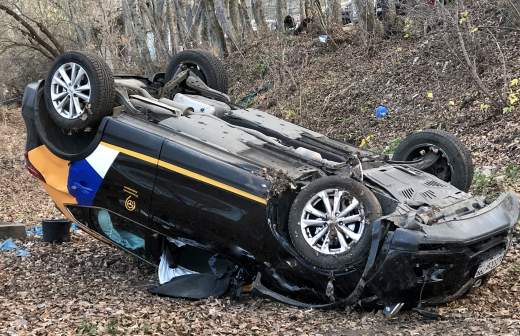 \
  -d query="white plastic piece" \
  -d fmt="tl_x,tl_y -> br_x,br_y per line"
173,93 -> 216,114
172,93 -> 231,116
158,252 -> 197,285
